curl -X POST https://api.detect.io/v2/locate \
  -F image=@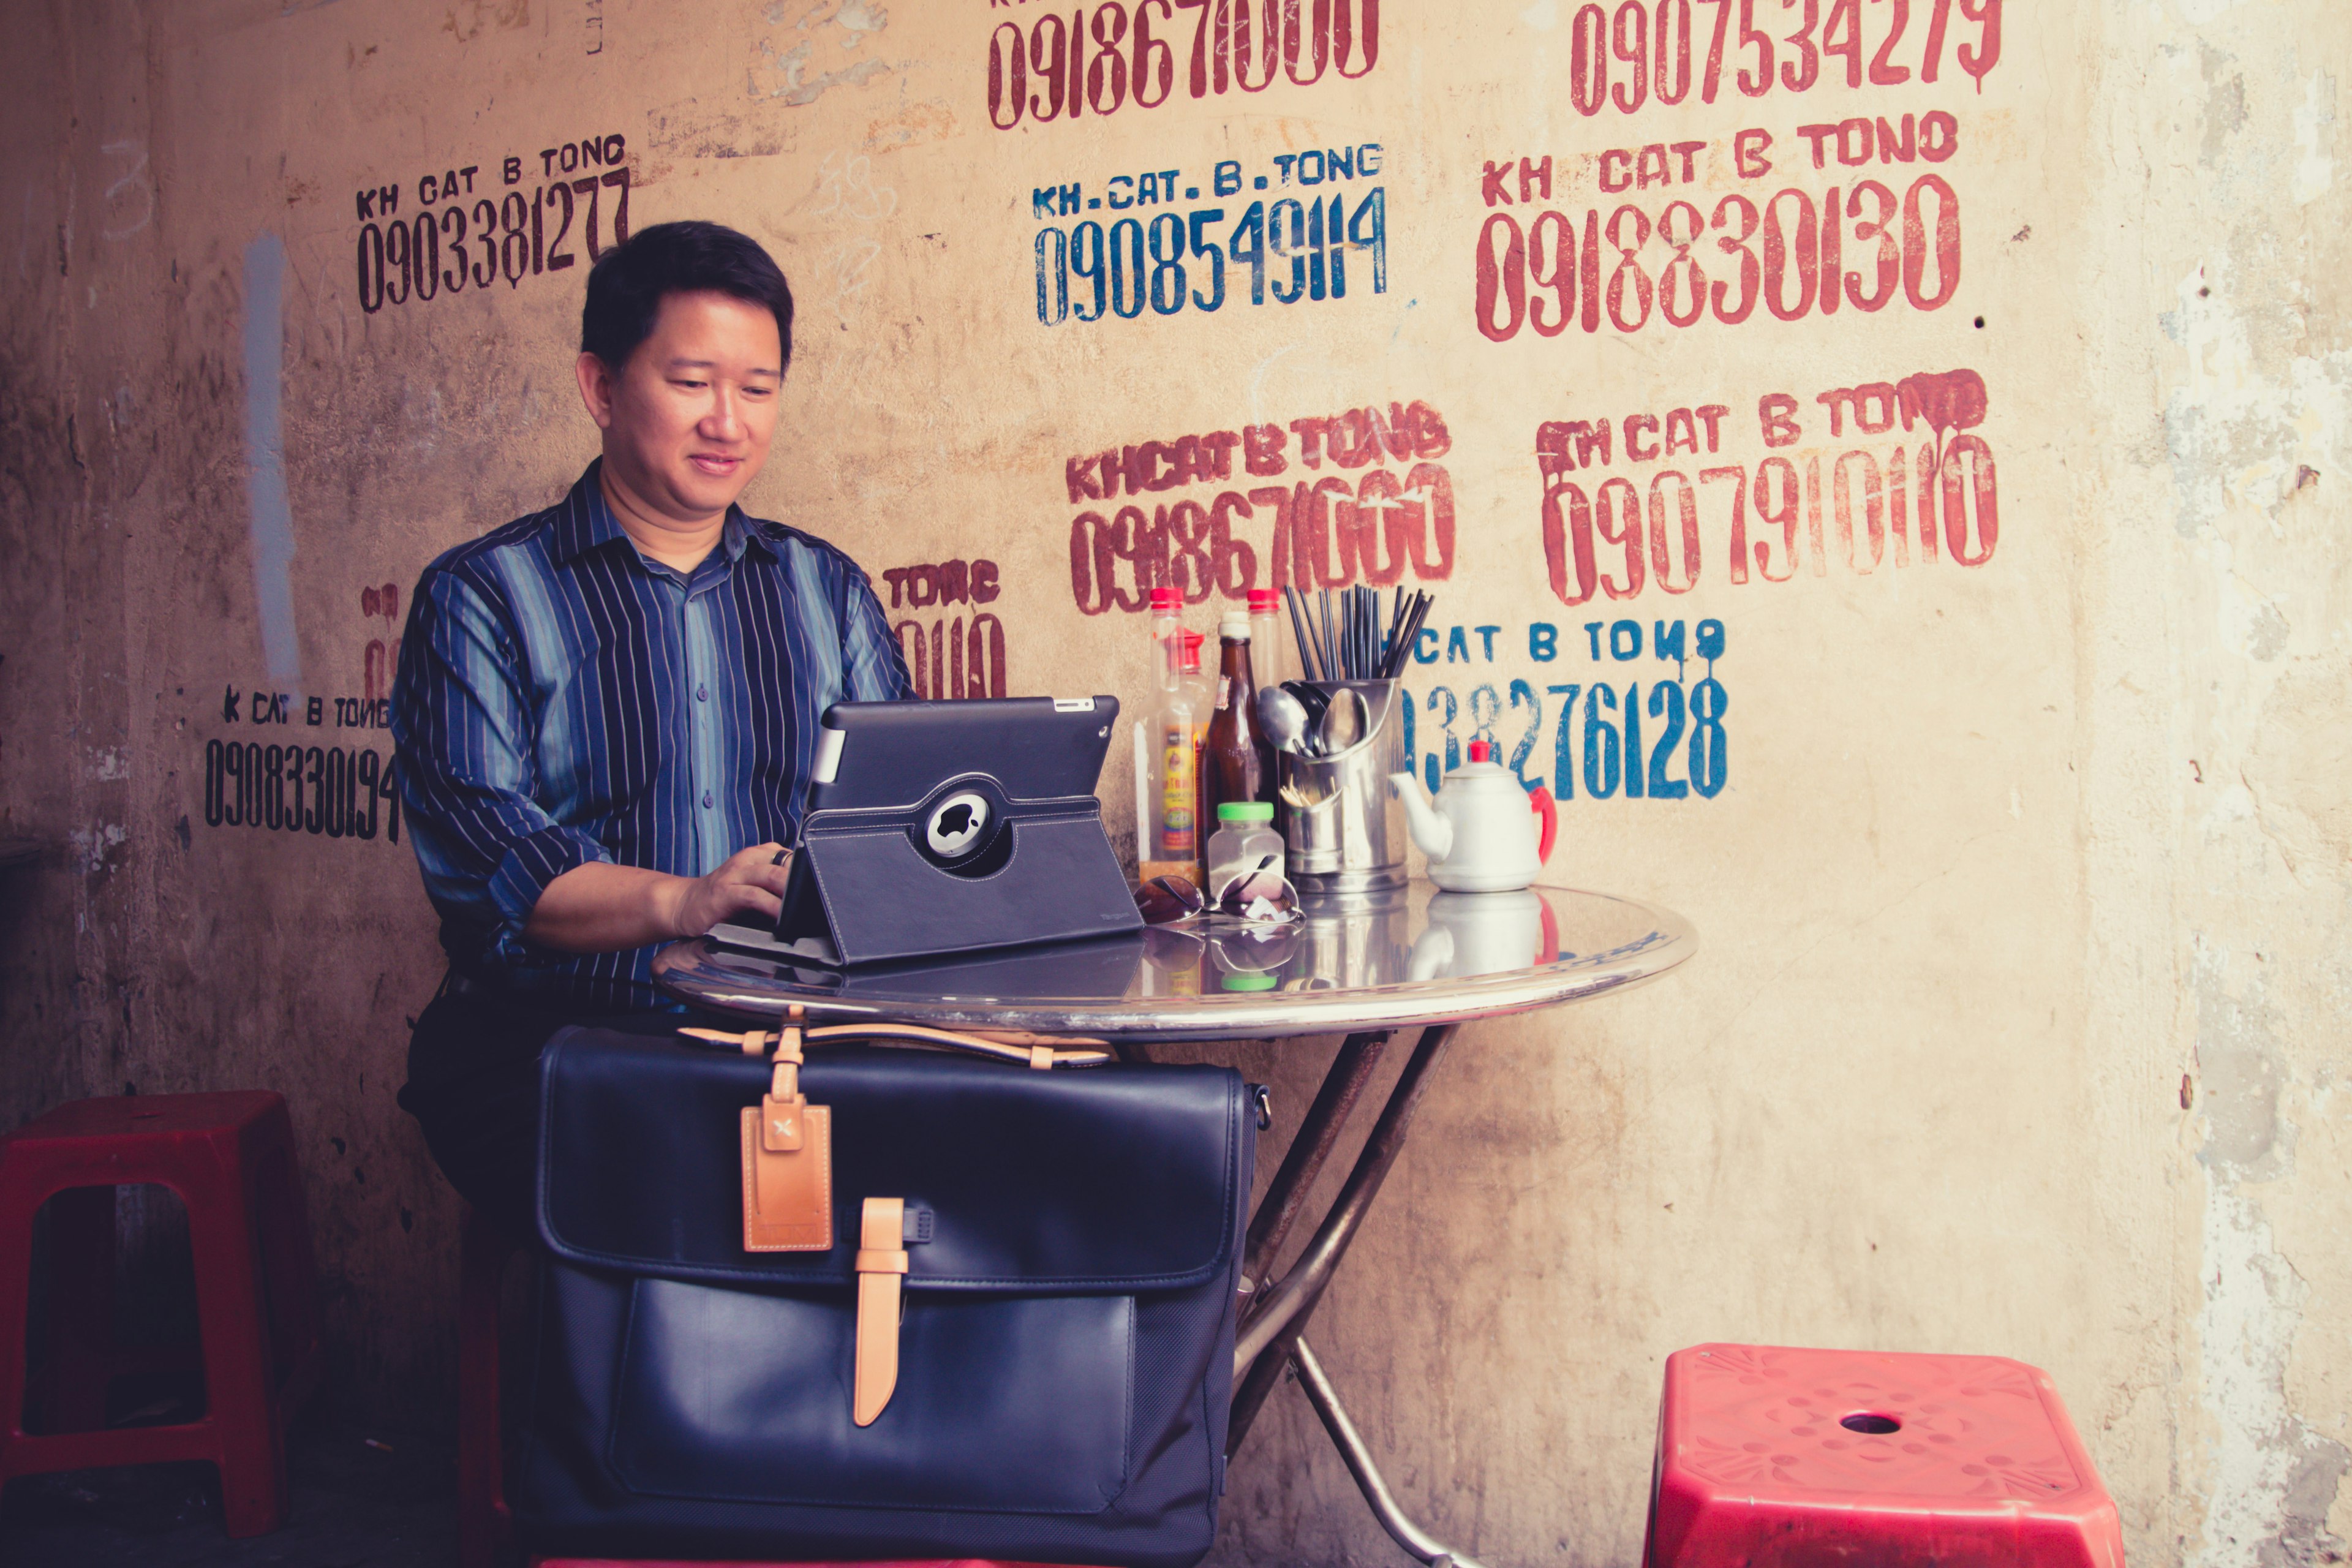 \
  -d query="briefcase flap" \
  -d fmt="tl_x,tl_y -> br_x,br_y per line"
538,1030 -> 1245,1293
